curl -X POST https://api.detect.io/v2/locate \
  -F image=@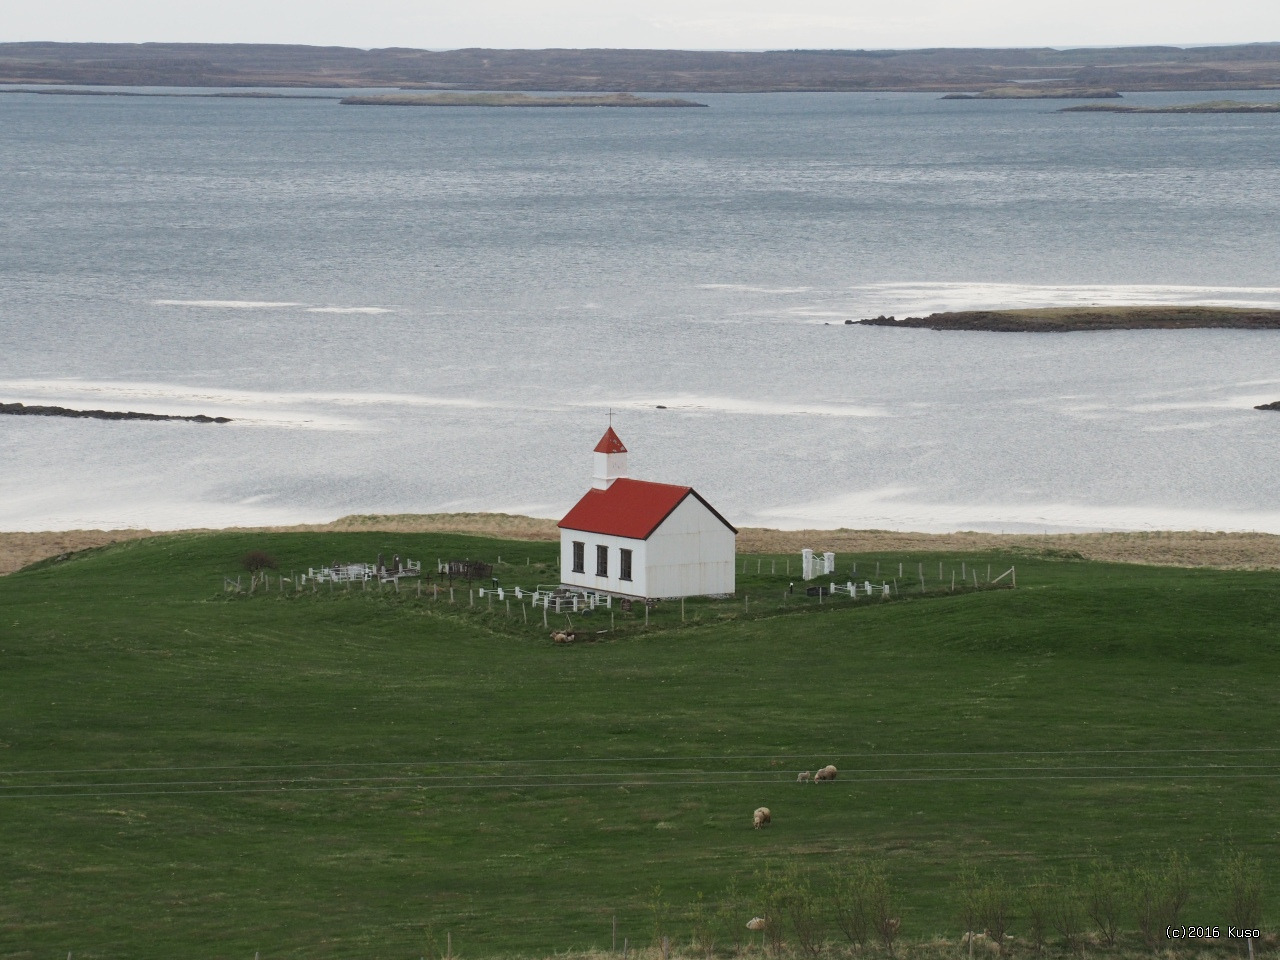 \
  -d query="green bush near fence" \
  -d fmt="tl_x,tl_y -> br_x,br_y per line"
0,531 -> 1277,958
